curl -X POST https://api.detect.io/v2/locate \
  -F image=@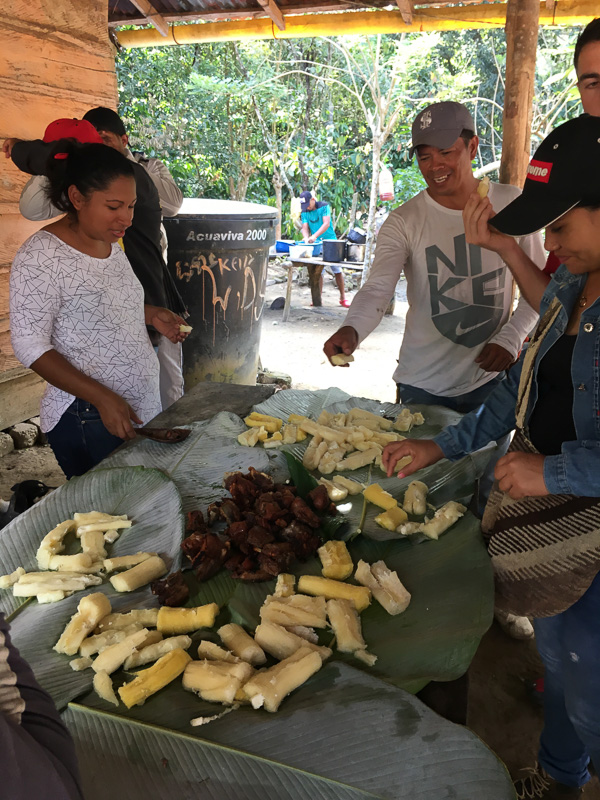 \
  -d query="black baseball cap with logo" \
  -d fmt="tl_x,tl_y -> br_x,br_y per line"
492,115 -> 600,236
